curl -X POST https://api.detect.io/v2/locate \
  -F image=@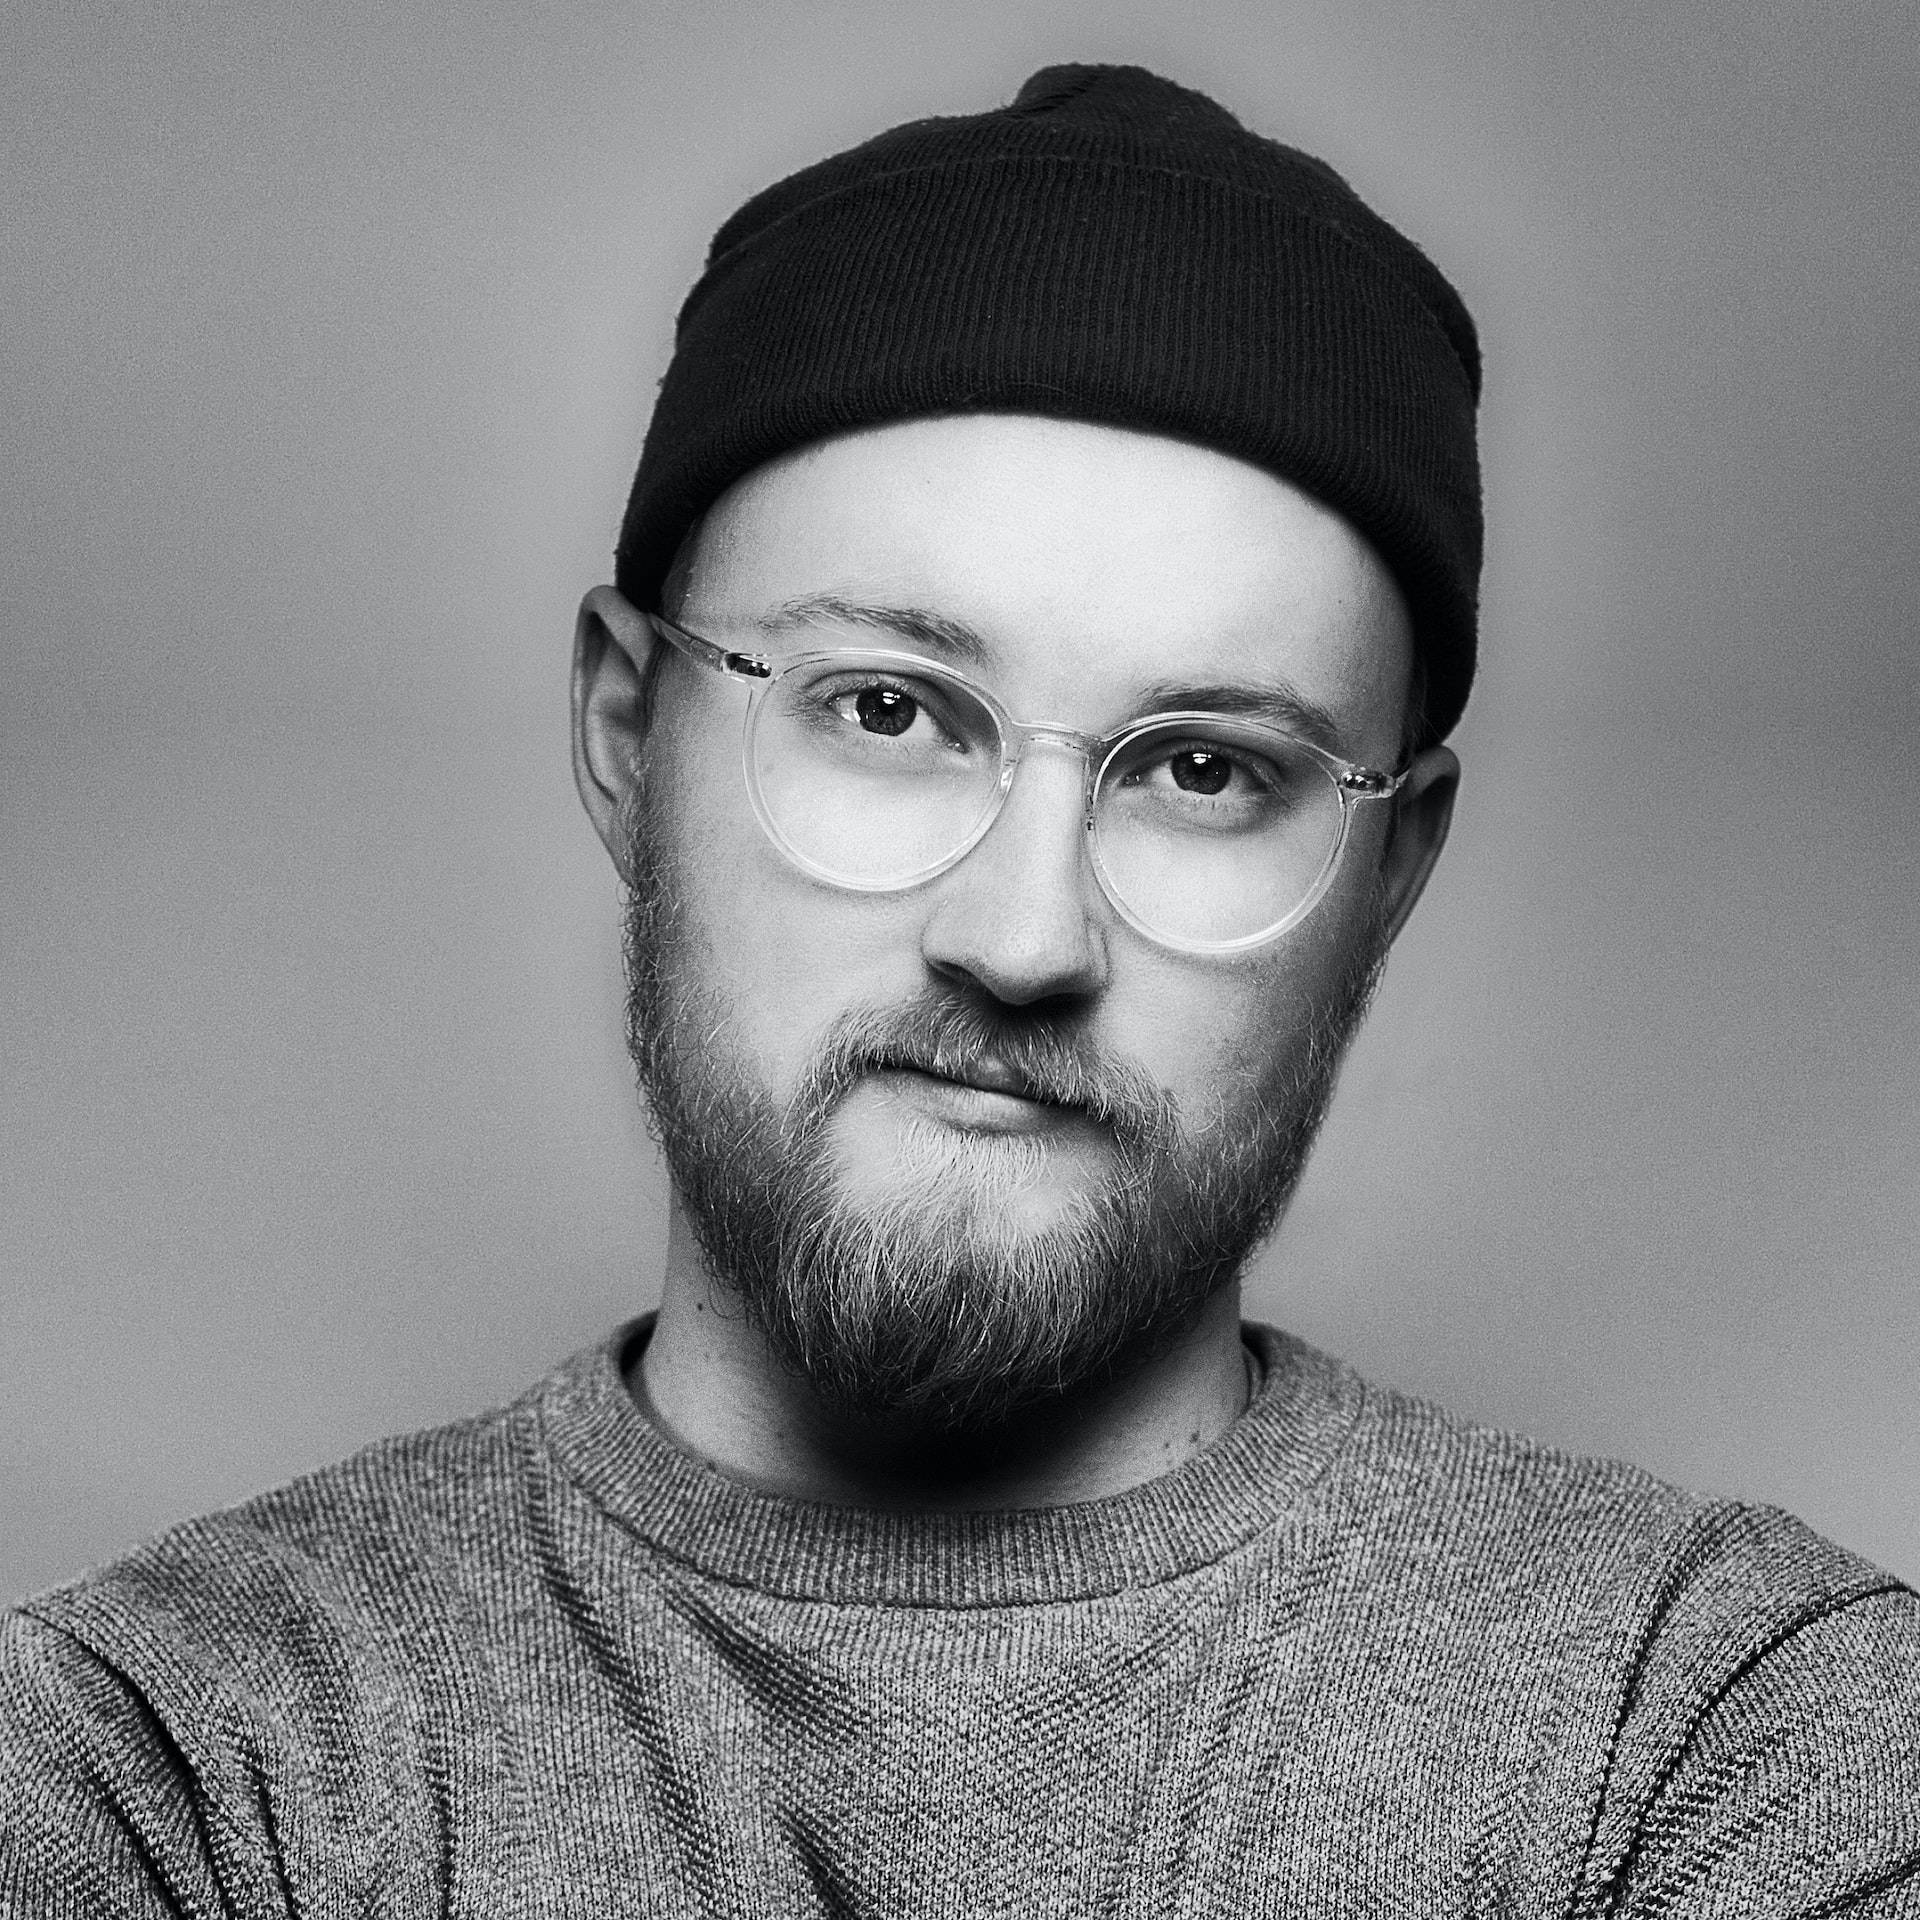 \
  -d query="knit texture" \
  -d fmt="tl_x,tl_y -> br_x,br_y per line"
3,1322 -> 1916,1915
616,65 -> 1484,743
